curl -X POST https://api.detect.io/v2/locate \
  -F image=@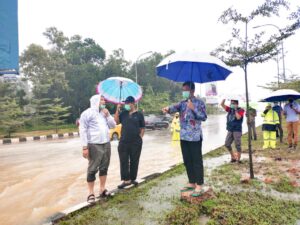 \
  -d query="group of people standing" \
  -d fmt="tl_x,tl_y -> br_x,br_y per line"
79,83 -> 299,203
222,98 -> 300,160
79,95 -> 145,204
